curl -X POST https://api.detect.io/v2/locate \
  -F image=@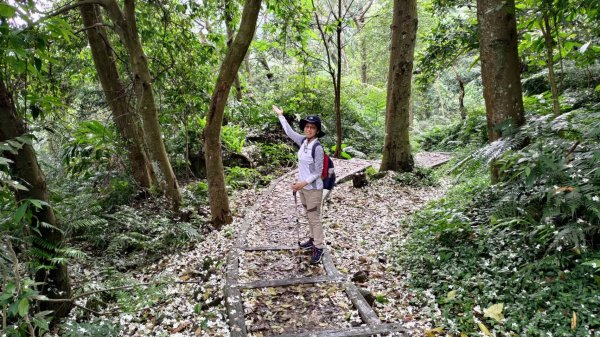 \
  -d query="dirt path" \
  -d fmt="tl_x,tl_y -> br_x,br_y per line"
225,153 -> 451,336
111,153 -> 450,336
